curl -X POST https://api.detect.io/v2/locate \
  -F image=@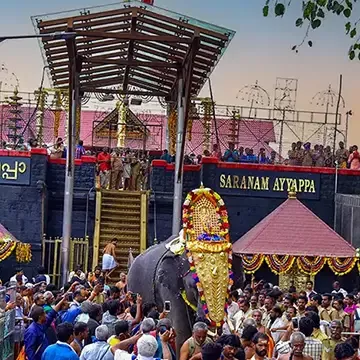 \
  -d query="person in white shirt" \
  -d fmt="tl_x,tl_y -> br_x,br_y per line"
10,267 -> 28,284
269,305 -> 286,344
332,281 -> 347,297
234,299 -> 252,333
